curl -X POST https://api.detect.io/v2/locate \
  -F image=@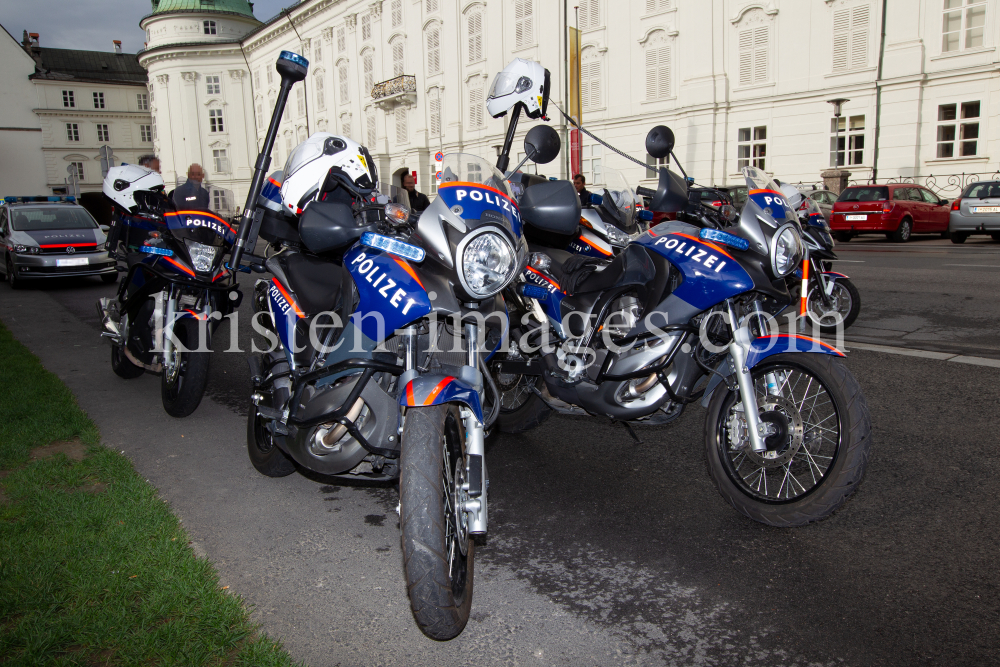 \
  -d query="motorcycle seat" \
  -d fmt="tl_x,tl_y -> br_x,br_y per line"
276,251 -> 342,315
519,180 -> 581,235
